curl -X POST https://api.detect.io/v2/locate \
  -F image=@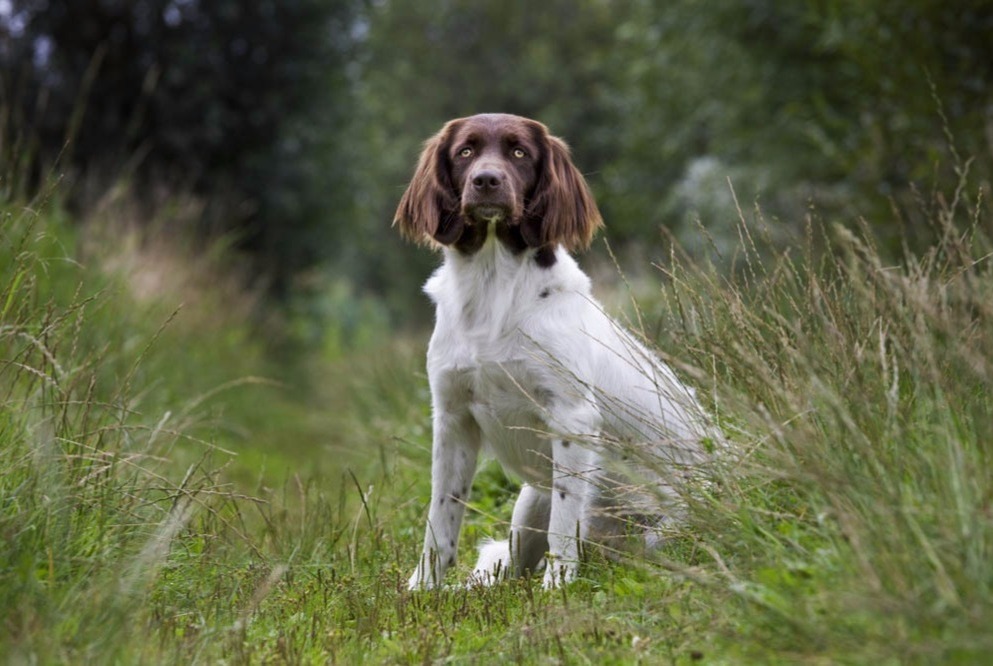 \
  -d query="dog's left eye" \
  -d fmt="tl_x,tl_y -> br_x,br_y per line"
459,147 -> 473,158
512,148 -> 527,159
